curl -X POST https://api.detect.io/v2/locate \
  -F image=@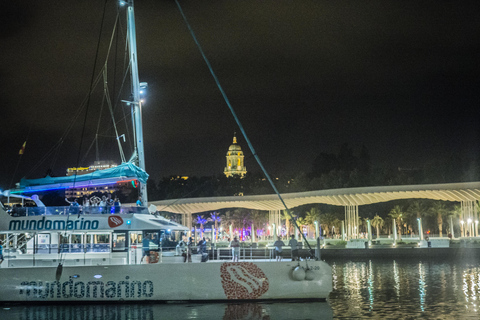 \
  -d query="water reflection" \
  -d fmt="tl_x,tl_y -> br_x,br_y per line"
4,259 -> 480,319
329,259 -> 480,319
0,301 -> 333,320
